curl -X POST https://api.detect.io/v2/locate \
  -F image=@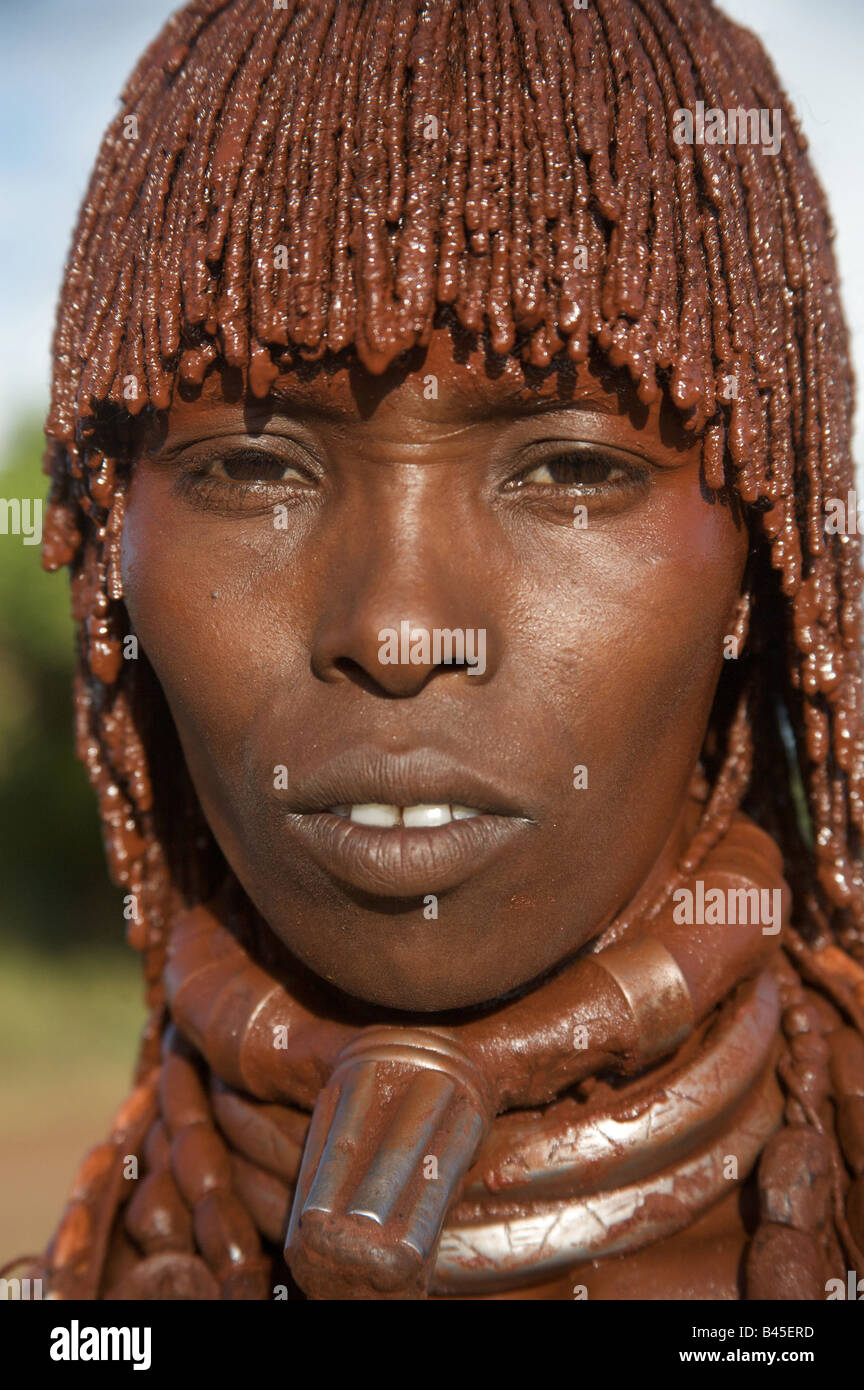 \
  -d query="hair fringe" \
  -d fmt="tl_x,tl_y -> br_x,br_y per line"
37,0 -> 864,1303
